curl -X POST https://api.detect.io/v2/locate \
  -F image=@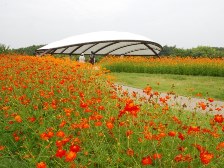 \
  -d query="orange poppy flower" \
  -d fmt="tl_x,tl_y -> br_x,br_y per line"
14,115 -> 22,123
126,148 -> 134,156
198,102 -> 206,110
36,161 -> 47,168
56,130 -> 65,138
143,86 -> 152,95
174,154 -> 192,162
40,133 -> 49,141
95,121 -> 102,126
216,142 -> 224,150
59,121 -> 66,128
106,122 -> 114,130
65,151 -> 77,162
0,145 -> 5,151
